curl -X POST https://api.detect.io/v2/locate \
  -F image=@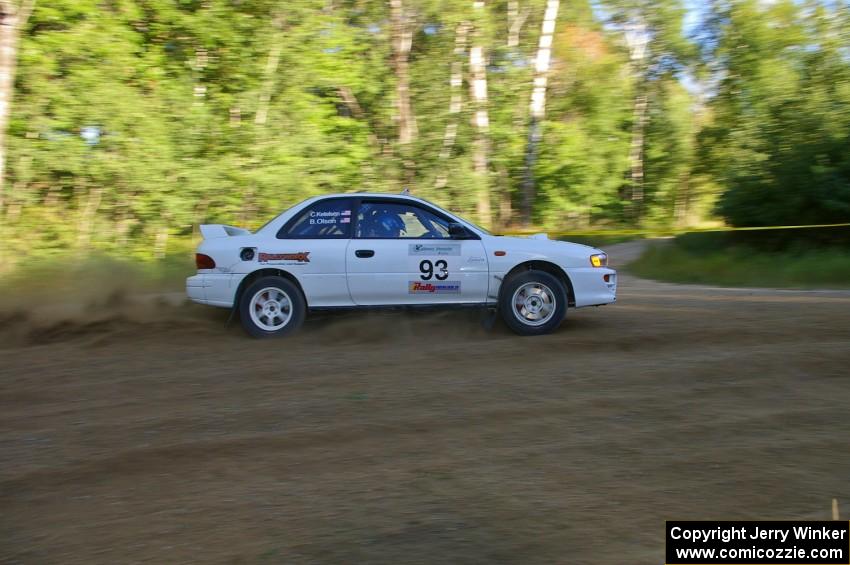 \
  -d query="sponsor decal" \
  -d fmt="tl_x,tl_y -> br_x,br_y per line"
408,243 -> 461,256
258,252 -> 311,263
408,281 -> 461,294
